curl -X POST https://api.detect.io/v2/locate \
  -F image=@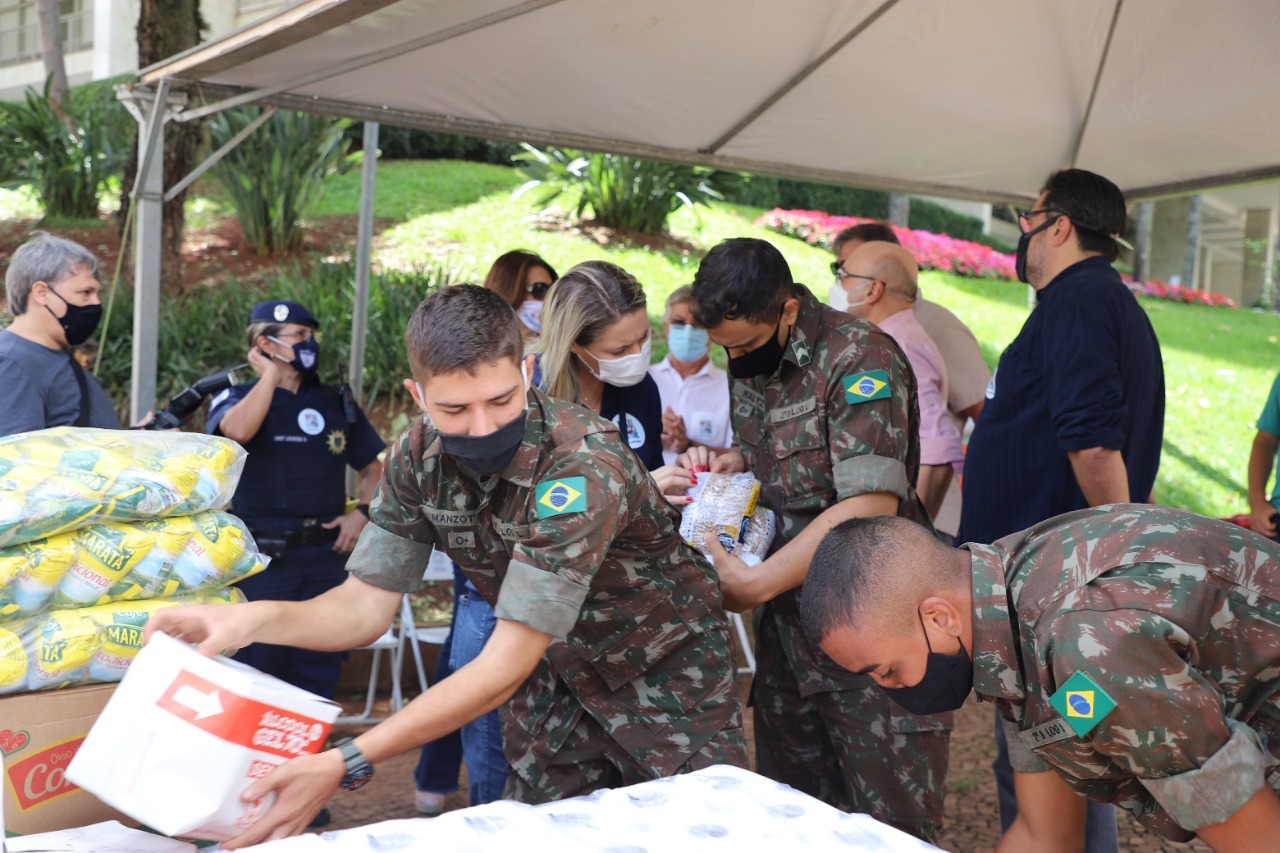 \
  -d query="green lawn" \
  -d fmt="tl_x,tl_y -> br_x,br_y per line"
5,158 -> 1275,518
